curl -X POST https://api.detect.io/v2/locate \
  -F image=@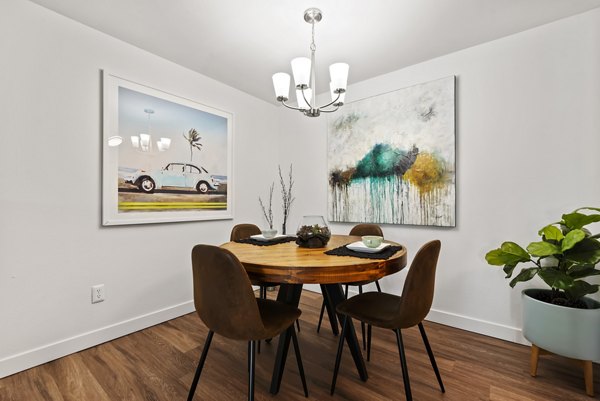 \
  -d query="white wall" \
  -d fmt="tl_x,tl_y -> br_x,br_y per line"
0,0 -> 280,377
2,0 -> 599,379
278,8 -> 600,342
